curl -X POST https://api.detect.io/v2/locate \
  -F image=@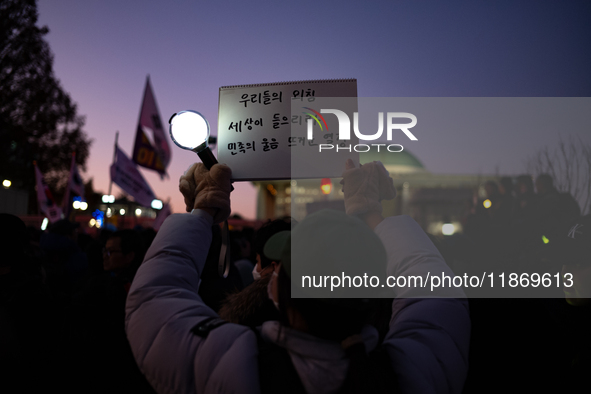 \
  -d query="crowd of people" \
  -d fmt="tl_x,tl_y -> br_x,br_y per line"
1,163 -> 589,393
453,173 -> 589,393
